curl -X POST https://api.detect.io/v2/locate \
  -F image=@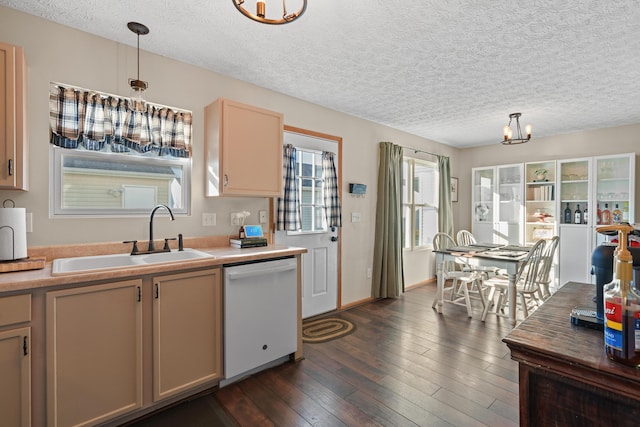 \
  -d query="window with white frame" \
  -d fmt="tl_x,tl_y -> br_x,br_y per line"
295,149 -> 326,233
48,84 -> 192,217
402,157 -> 439,249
